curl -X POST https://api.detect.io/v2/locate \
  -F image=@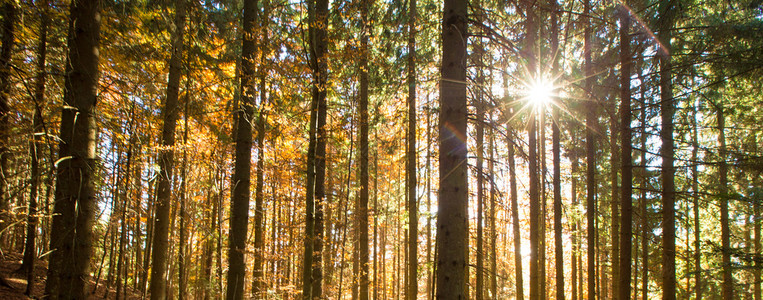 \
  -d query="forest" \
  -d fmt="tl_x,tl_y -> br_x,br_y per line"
0,0 -> 761,299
